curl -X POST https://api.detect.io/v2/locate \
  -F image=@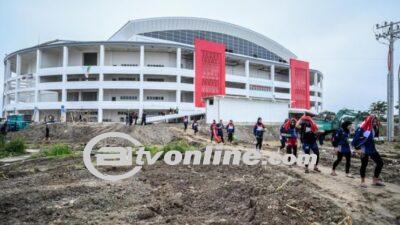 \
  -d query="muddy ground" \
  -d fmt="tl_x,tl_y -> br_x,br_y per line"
1,122 -> 400,224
